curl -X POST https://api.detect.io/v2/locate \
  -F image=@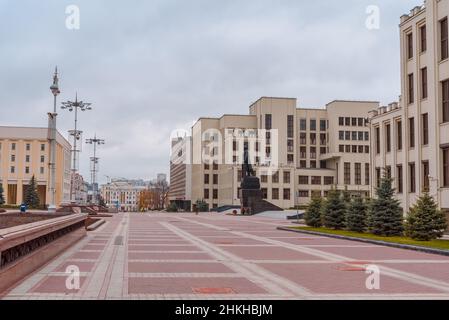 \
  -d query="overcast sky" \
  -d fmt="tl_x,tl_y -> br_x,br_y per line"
0,0 -> 423,184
